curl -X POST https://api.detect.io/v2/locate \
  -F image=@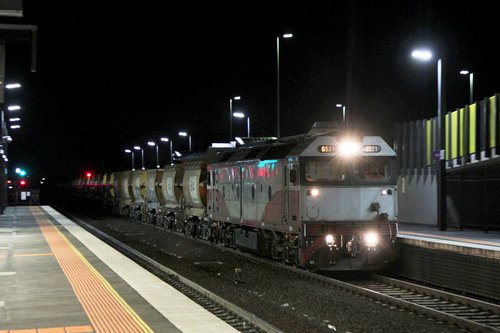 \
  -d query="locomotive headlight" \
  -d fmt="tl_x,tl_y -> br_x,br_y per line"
306,188 -> 320,196
364,231 -> 379,248
325,234 -> 335,247
338,139 -> 361,157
